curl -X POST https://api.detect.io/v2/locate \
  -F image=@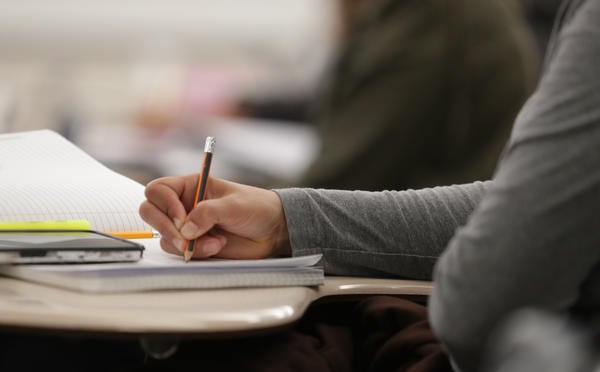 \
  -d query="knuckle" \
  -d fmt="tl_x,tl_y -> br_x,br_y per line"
138,201 -> 151,220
